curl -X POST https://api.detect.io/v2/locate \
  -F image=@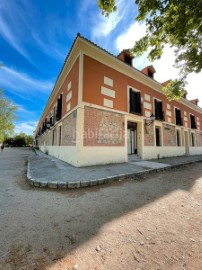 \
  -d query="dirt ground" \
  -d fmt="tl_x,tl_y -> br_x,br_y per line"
0,148 -> 202,270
